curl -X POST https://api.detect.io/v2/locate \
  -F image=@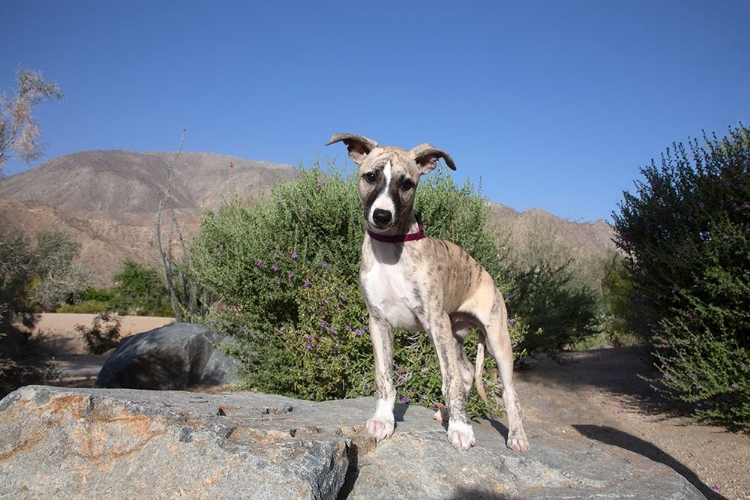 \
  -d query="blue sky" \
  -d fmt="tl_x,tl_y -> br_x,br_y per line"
1,0 -> 748,222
